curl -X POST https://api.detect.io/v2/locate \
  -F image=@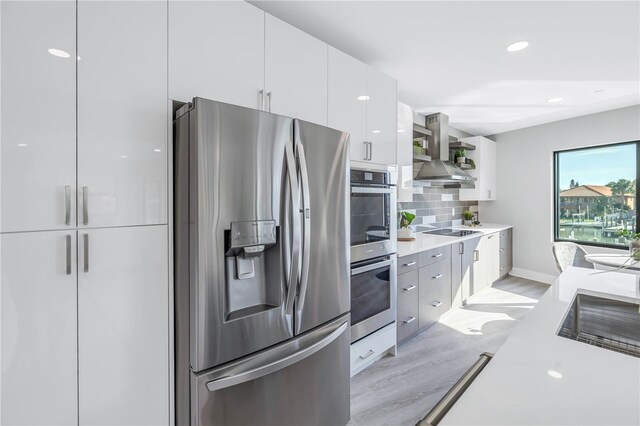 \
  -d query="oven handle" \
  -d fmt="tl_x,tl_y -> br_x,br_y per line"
351,186 -> 393,195
351,259 -> 392,276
